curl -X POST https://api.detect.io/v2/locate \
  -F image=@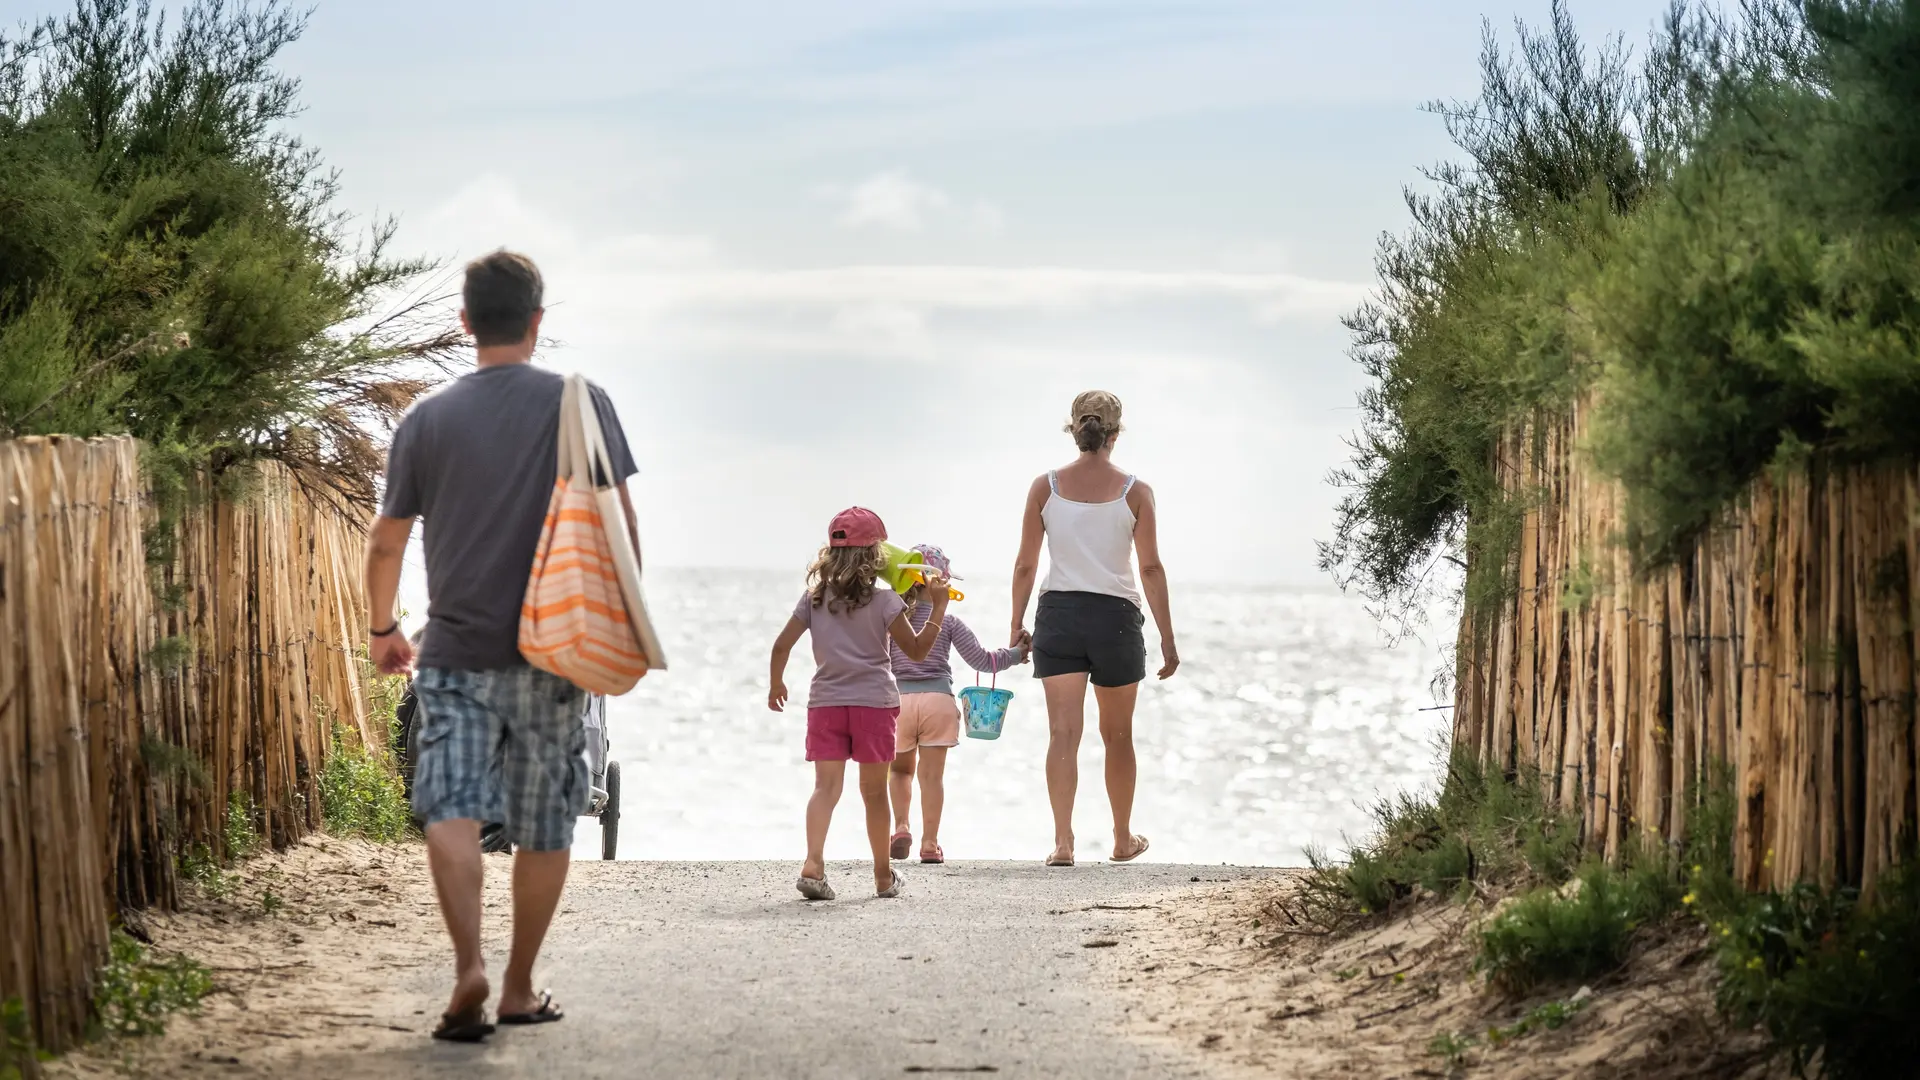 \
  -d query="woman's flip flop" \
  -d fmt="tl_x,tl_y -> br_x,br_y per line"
889,829 -> 913,861
1111,835 -> 1151,863
1045,852 -> 1075,867
498,990 -> 564,1025
431,1004 -> 495,1043
920,845 -> 944,864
